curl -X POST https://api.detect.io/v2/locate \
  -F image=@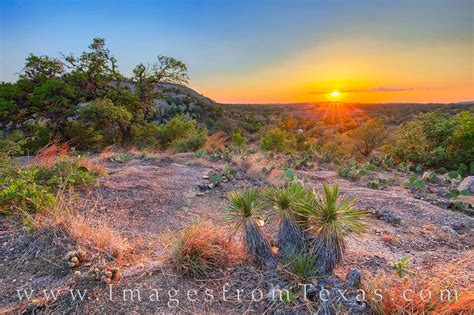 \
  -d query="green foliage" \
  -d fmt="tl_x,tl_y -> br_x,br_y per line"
286,252 -> 317,281
2,38 -> 193,152
294,184 -> 365,274
110,153 -> 131,163
260,128 -> 288,152
366,181 -> 380,190
225,189 -> 267,226
79,98 -> 132,146
388,111 -> 473,169
346,119 -> 387,157
231,131 -> 248,147
129,122 -> 160,148
405,175 -> 427,192
337,160 -> 375,180
157,114 -> 207,152
390,258 -> 411,278
0,155 -> 97,214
